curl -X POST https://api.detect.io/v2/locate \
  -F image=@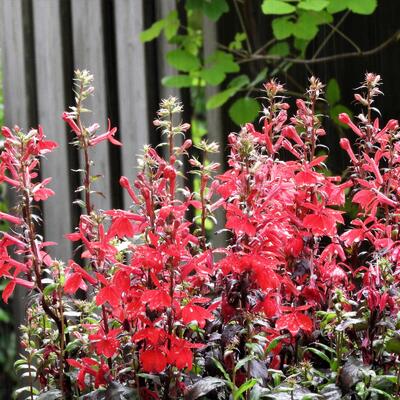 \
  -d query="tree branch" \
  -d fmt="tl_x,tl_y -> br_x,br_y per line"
238,30 -> 400,65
